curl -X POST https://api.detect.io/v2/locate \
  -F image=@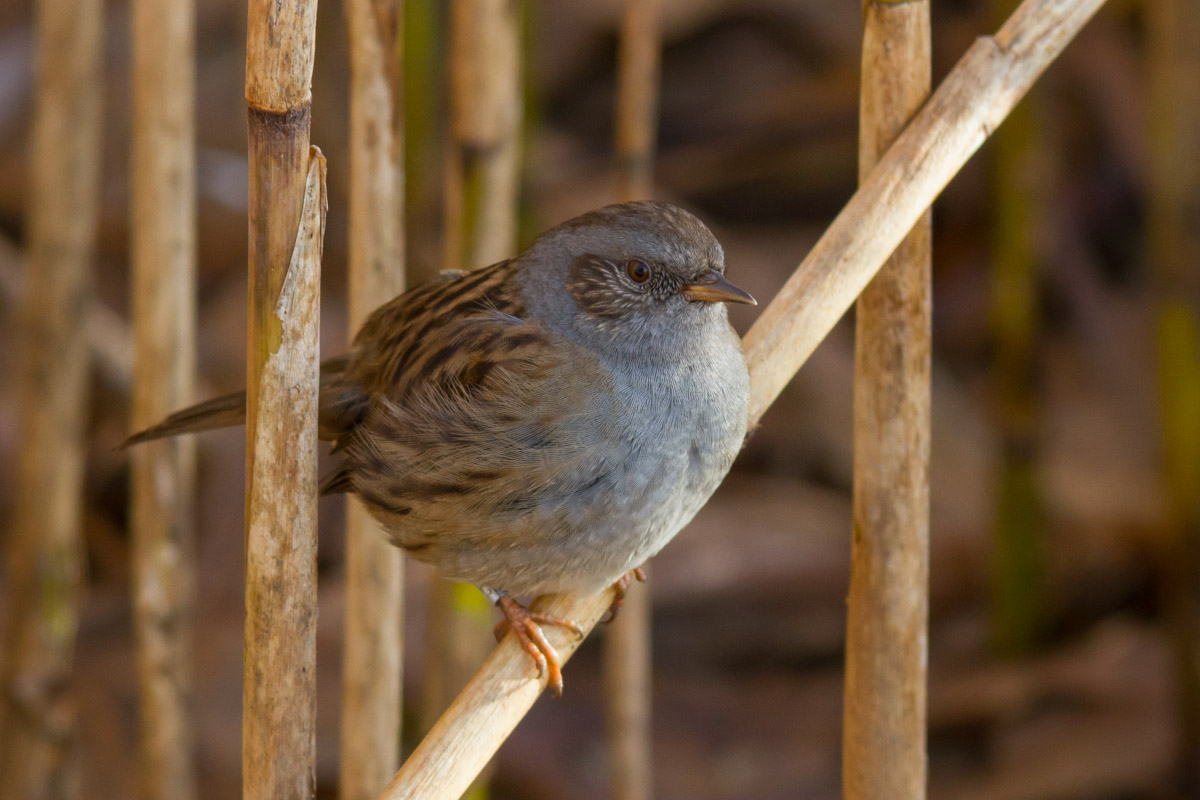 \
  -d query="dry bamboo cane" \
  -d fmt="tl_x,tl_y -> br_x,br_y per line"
403,0 -> 444,287
0,0 -> 103,796
452,0 -> 521,272
341,3 -> 406,799
843,2 -> 930,798
421,0 -> 523,774
243,2 -> 322,798
373,0 -> 1106,797
441,0 -> 520,276
605,2 -> 661,799
243,148 -> 326,800
129,0 -> 198,797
